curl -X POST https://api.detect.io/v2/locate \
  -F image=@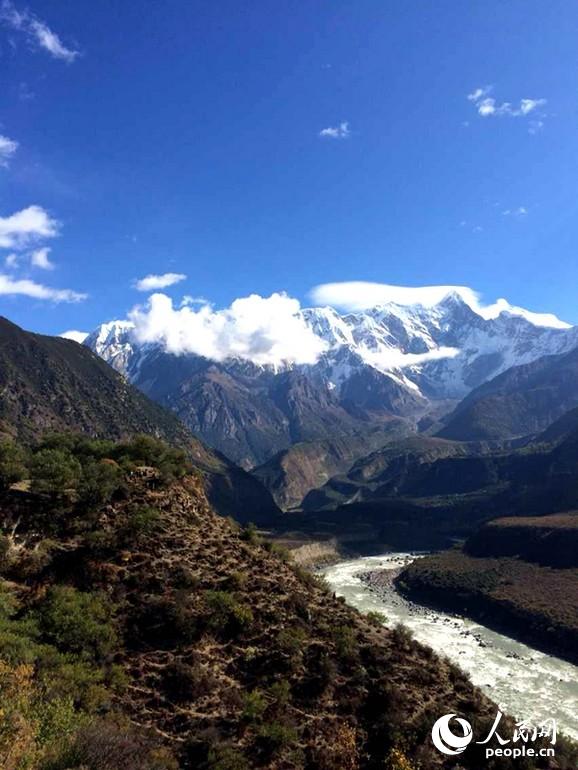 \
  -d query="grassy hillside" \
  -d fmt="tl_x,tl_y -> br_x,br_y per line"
0,316 -> 279,524
1,435 -> 574,769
